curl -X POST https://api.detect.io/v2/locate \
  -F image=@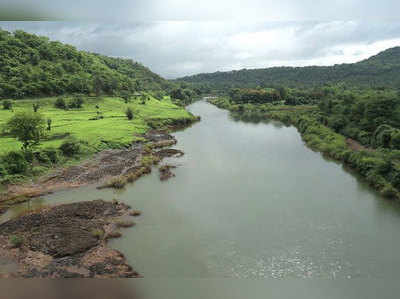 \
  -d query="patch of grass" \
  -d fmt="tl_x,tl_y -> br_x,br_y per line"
0,95 -> 196,155
126,166 -> 151,183
91,228 -> 105,239
9,234 -> 23,248
99,176 -> 127,189
141,154 -> 161,167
